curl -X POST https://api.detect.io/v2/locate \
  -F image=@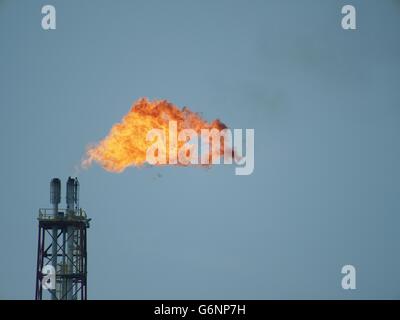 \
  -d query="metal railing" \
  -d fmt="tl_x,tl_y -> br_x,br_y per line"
38,208 -> 88,221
